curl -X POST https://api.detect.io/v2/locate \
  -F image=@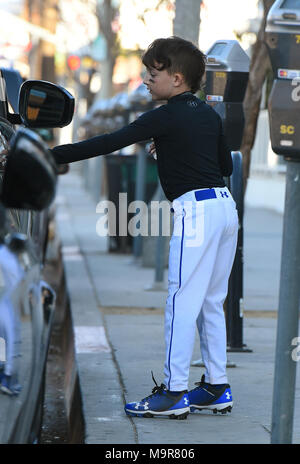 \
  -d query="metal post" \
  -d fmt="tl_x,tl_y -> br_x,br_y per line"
133,147 -> 147,258
154,183 -> 166,285
271,160 -> 300,444
83,159 -> 89,190
145,182 -> 167,291
226,152 -> 251,352
90,156 -> 103,203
